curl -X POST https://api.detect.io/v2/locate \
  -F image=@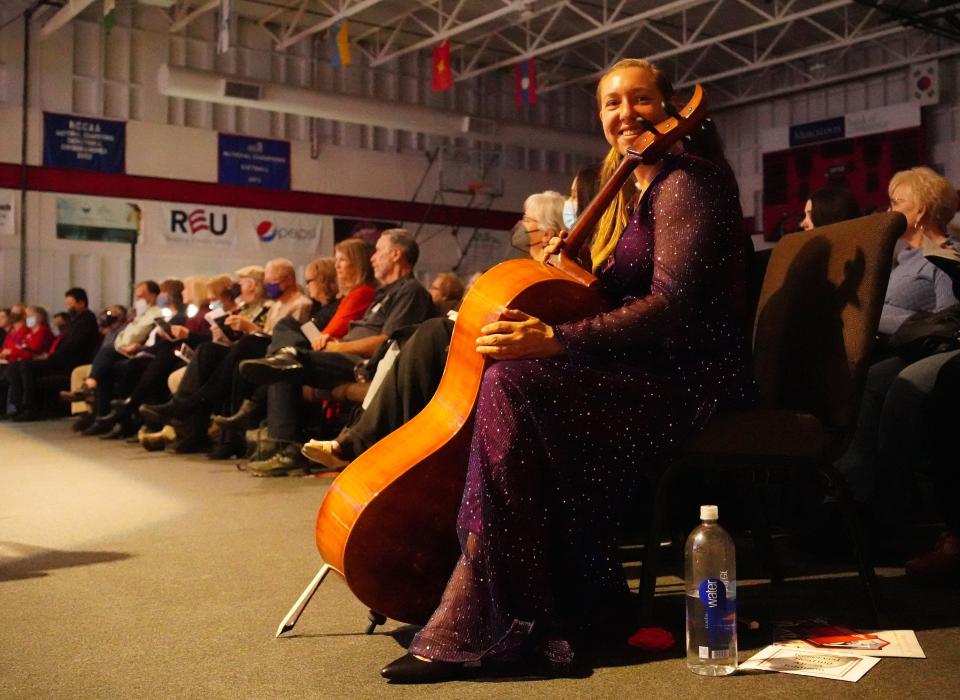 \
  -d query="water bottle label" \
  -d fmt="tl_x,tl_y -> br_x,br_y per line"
698,577 -> 733,646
